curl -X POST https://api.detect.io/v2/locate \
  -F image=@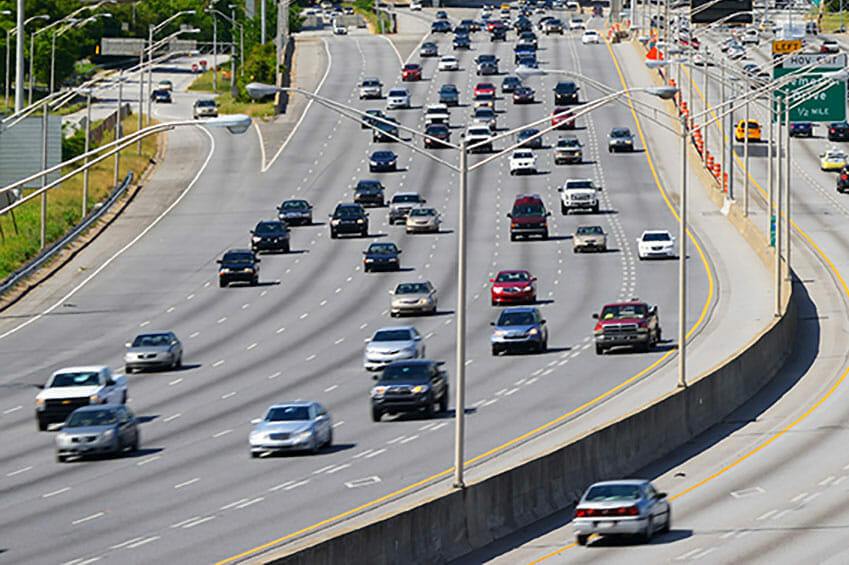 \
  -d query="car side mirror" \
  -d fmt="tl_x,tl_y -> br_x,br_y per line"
249,230 -> 255,234
362,251 -> 368,254
657,492 -> 667,499
373,374 -> 379,380
506,213 -> 512,218
592,313 -> 599,319
255,258 -> 261,263
531,277 -> 537,281
106,379 -> 116,387
216,259 -> 222,264
557,186 -> 563,192
597,186 -> 603,191
490,322 -> 496,326
546,212 -> 551,216
540,319 -> 546,324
